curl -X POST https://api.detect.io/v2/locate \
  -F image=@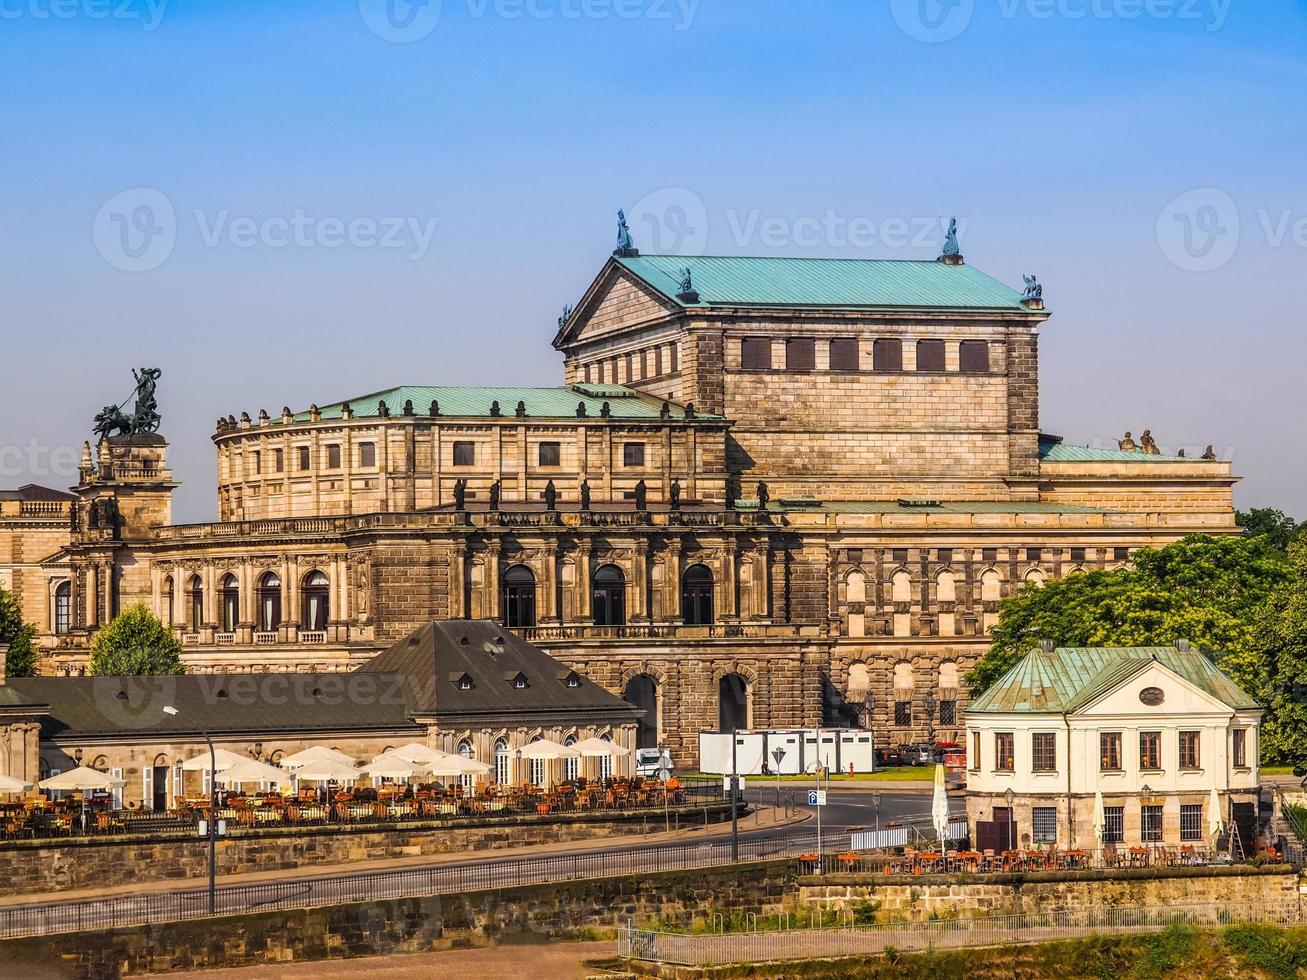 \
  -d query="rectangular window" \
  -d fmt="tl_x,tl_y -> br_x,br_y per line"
1180,804 -> 1203,841
1141,804 -> 1164,843
937,548 -> 953,565
829,338 -> 859,372
894,701 -> 911,727
297,446 -> 311,471
1100,732 -> 1122,771
623,442 -> 645,467
452,441 -> 475,467
995,732 -> 1015,771
1139,731 -> 1161,770
939,700 -> 956,726
274,448 -> 284,473
916,339 -> 946,372
892,548 -> 909,564
1071,547 -> 1086,563
959,340 -> 990,373
1032,732 -> 1056,772
1233,728 -> 1247,768
970,731 -> 981,770
538,442 -> 560,467
1114,547 -> 1130,561
624,353 -> 633,382
358,442 -> 376,468
741,337 -> 772,371
873,338 -> 903,372
251,451 -> 261,476
785,338 -> 815,372
654,347 -> 664,376
669,343 -> 678,374
1179,731 -> 1201,769
639,349 -> 648,379
982,547 -> 998,562
583,363 -> 593,384
325,444 -> 341,469
1026,547 -> 1042,562
1032,806 -> 1058,844
1103,806 -> 1124,844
